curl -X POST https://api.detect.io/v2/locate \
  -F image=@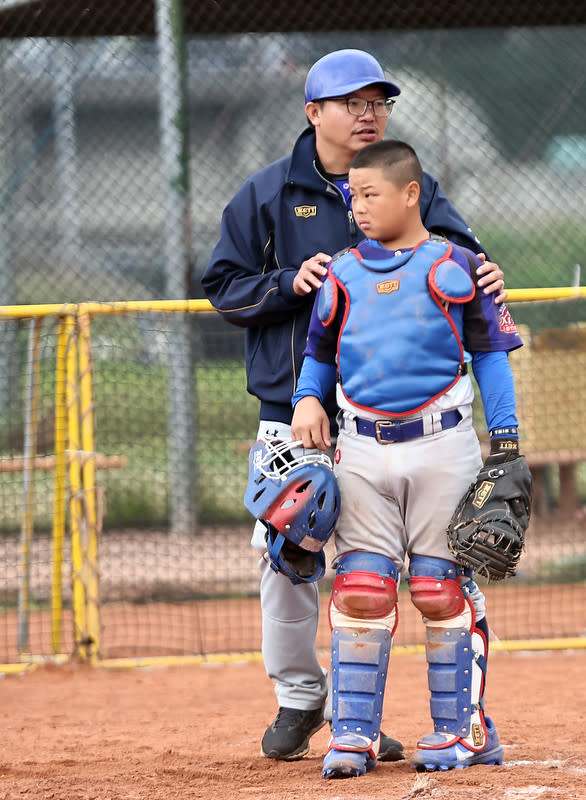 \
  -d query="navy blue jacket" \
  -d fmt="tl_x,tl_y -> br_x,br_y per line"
201,126 -> 486,426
